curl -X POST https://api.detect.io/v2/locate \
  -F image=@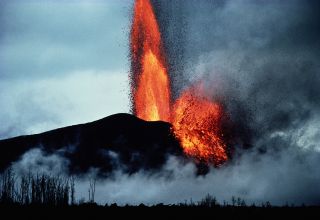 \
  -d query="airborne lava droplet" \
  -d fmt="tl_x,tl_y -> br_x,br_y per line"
130,0 -> 171,122
130,0 -> 228,165
172,85 -> 228,166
